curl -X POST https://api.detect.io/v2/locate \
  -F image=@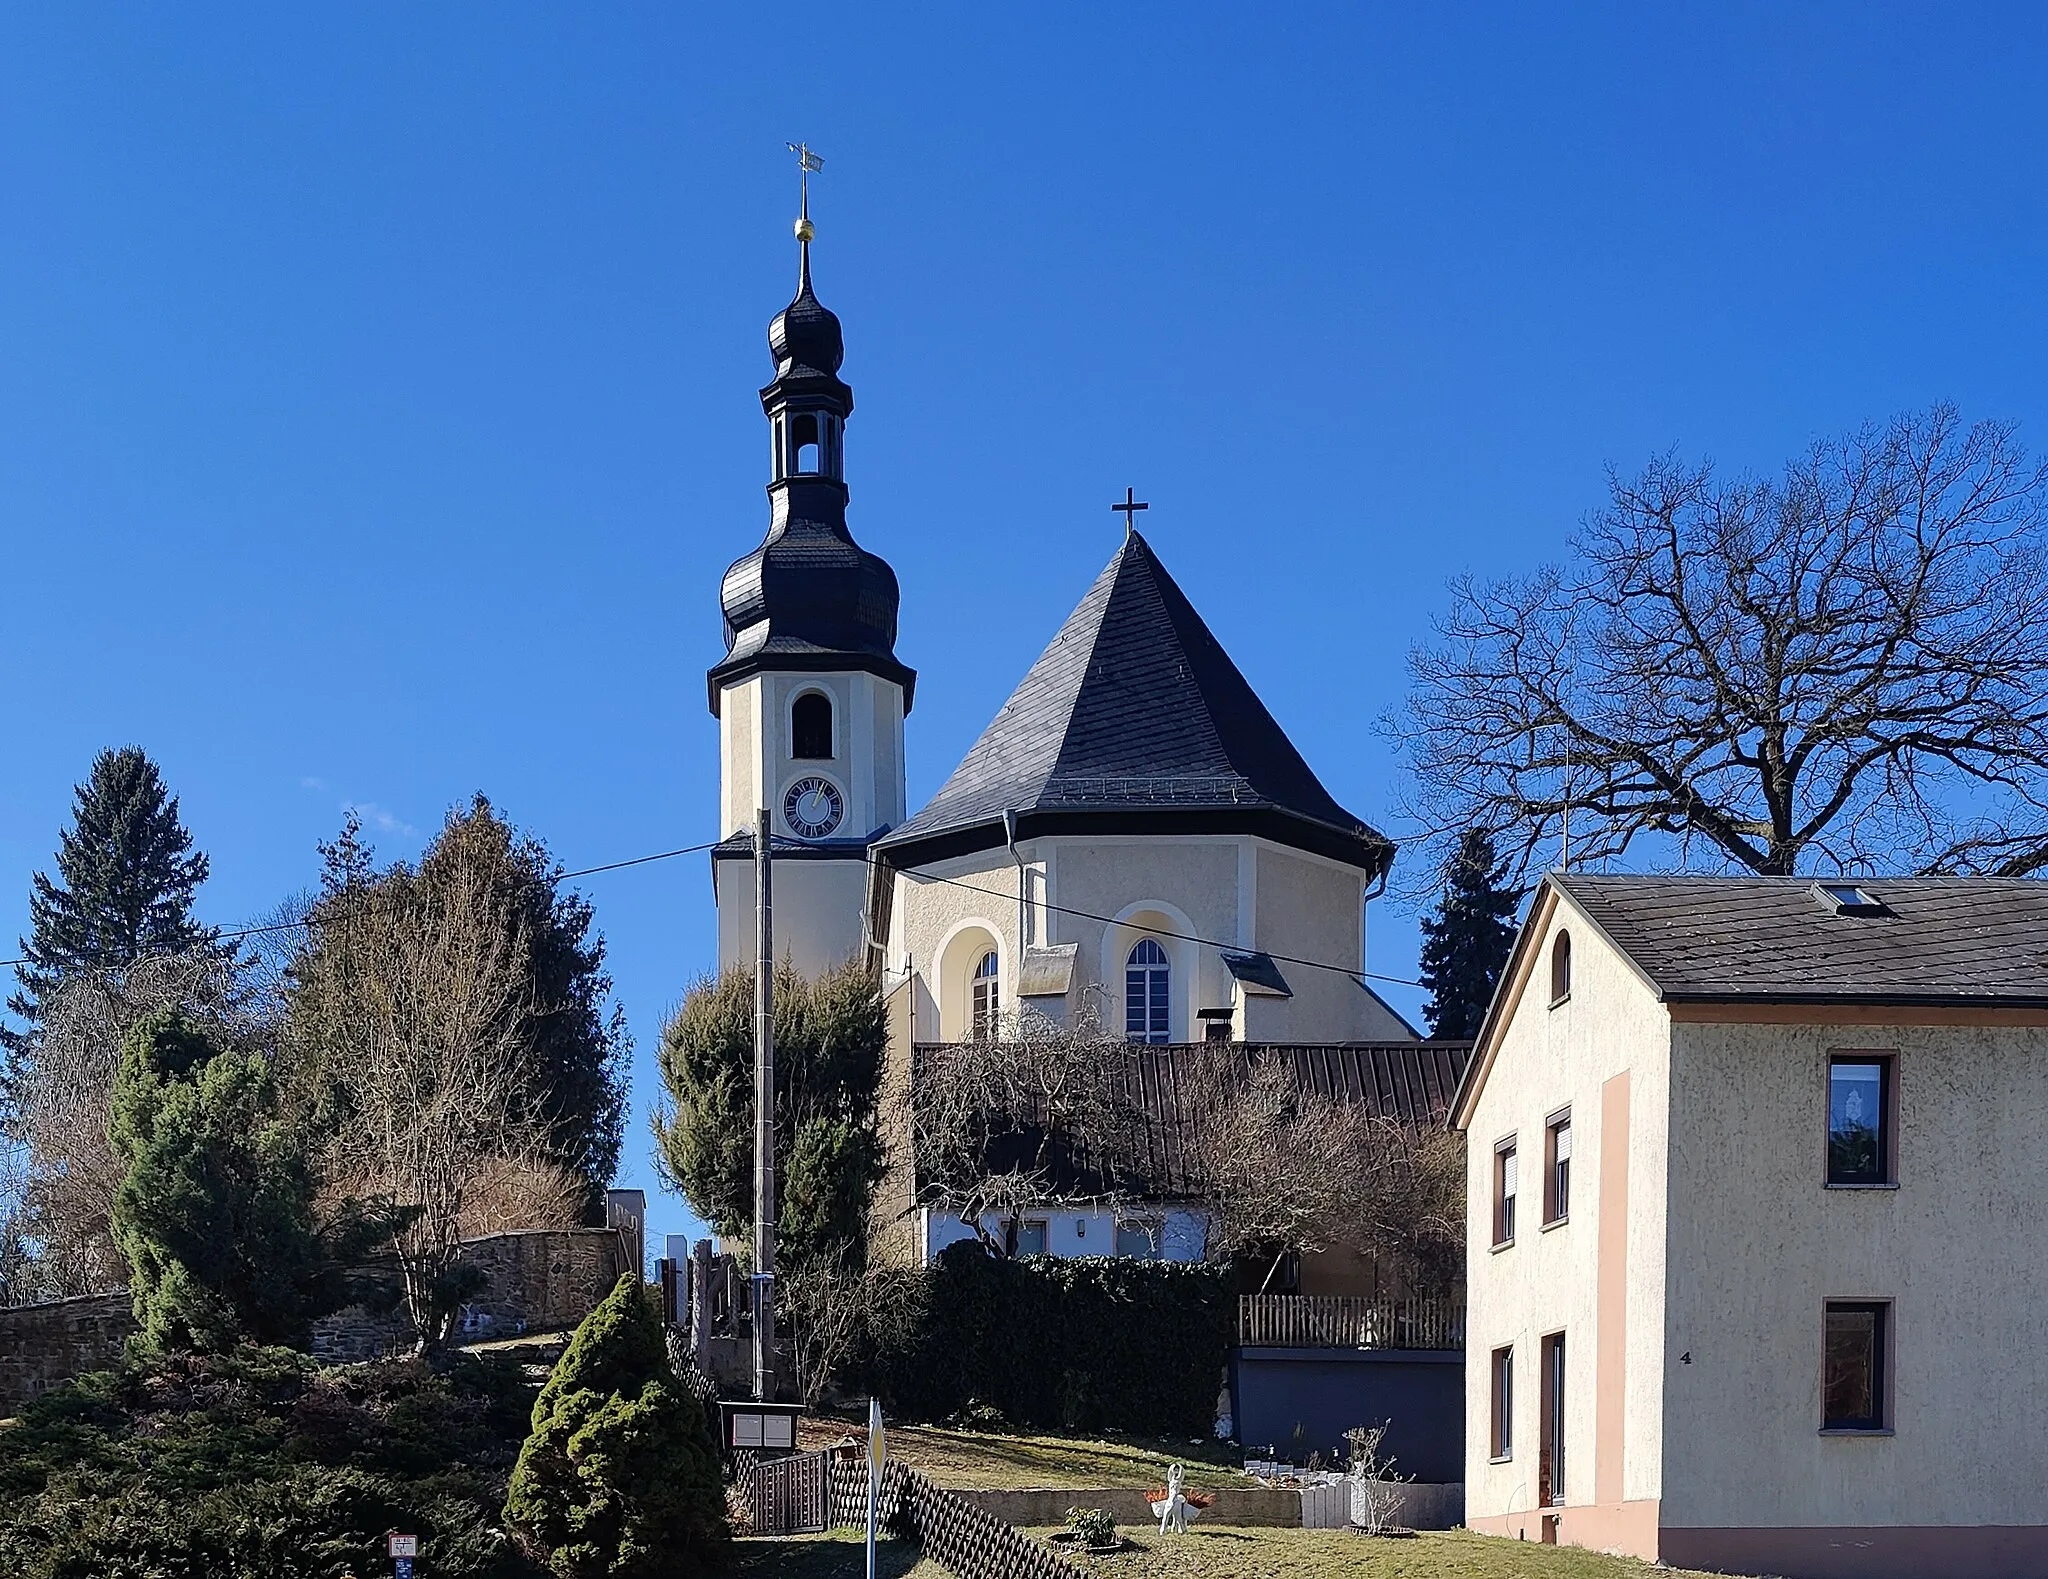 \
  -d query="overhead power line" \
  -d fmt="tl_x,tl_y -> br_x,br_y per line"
863,851 -> 1424,991
0,839 -> 724,971
0,832 -> 1425,994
